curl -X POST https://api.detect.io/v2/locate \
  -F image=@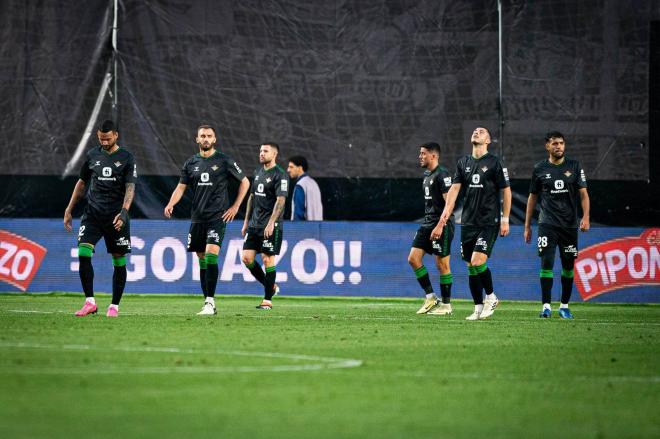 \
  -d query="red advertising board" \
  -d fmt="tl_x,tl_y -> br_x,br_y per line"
0,230 -> 48,291
575,229 -> 660,300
